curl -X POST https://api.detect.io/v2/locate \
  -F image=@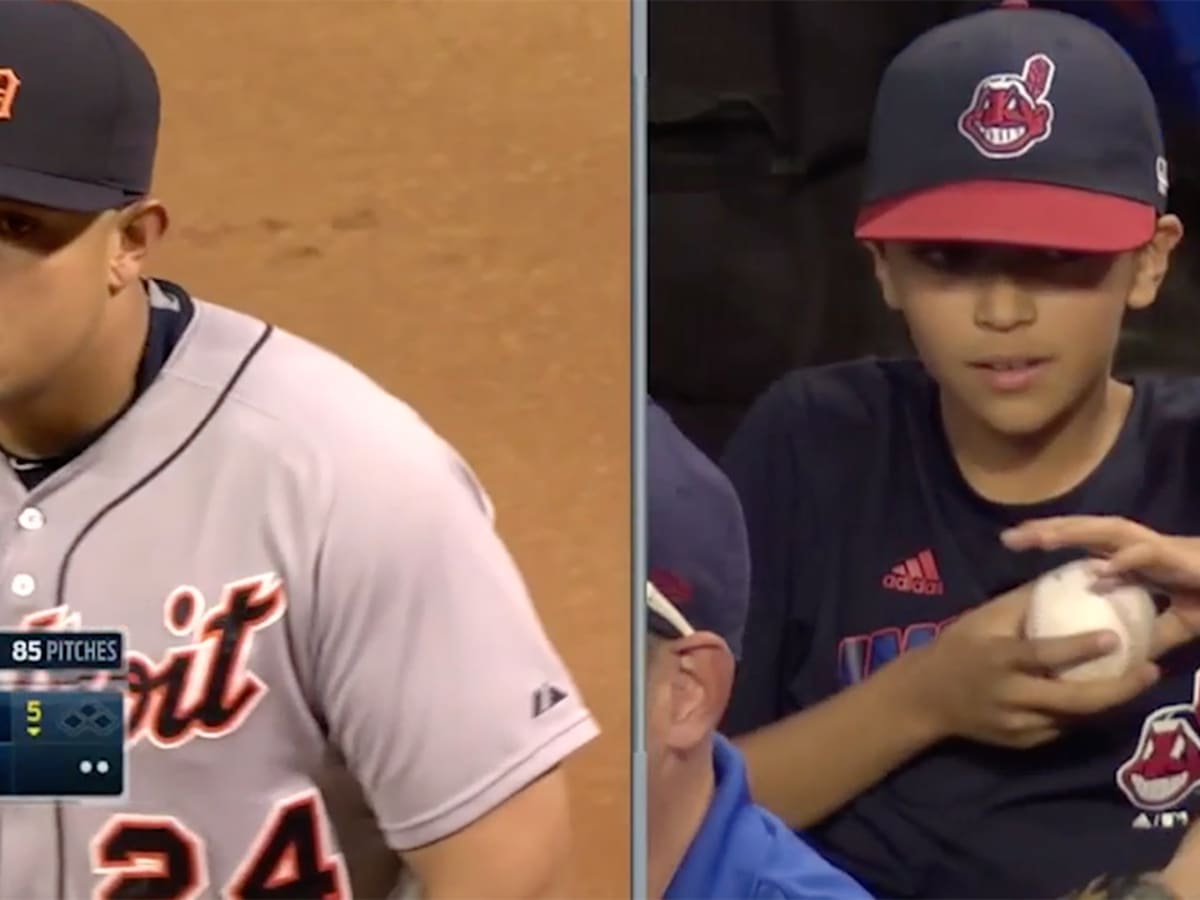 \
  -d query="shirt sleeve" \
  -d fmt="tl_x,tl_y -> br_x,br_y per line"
310,425 -> 599,850
719,378 -> 817,737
